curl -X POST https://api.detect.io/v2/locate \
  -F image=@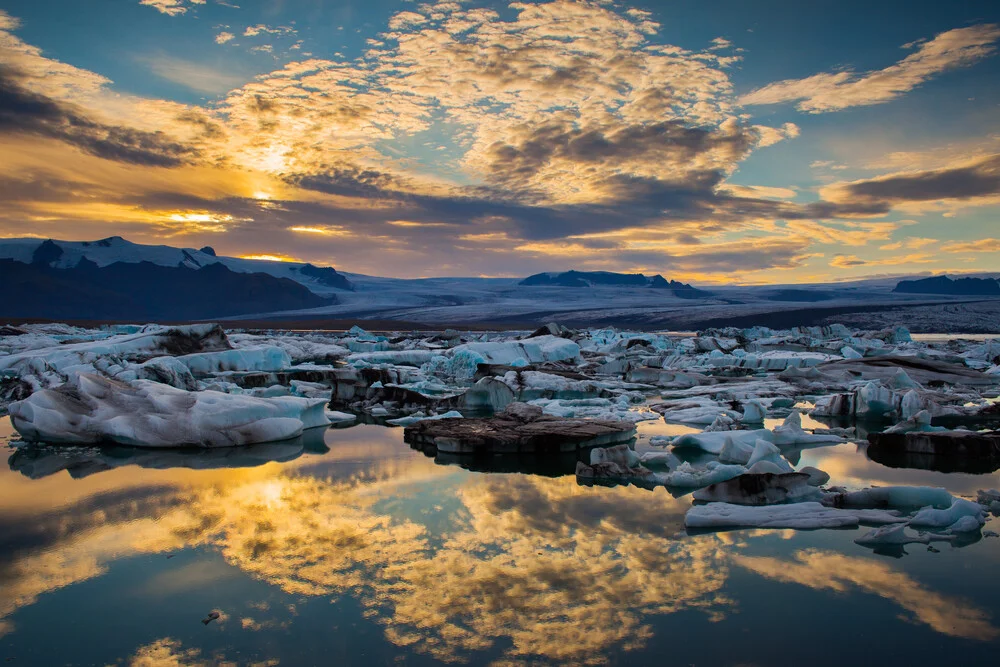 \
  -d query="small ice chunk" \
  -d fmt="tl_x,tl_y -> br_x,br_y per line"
884,409 -> 945,434
909,499 -> 986,530
840,346 -> 863,360
771,412 -> 843,446
799,466 -> 830,487
704,413 -> 737,431
591,444 -> 641,468
946,515 -> 984,534
719,435 -> 754,464
662,461 -> 746,488
386,410 -> 464,426
741,400 -> 766,423
746,439 -> 792,471
325,410 -> 357,423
